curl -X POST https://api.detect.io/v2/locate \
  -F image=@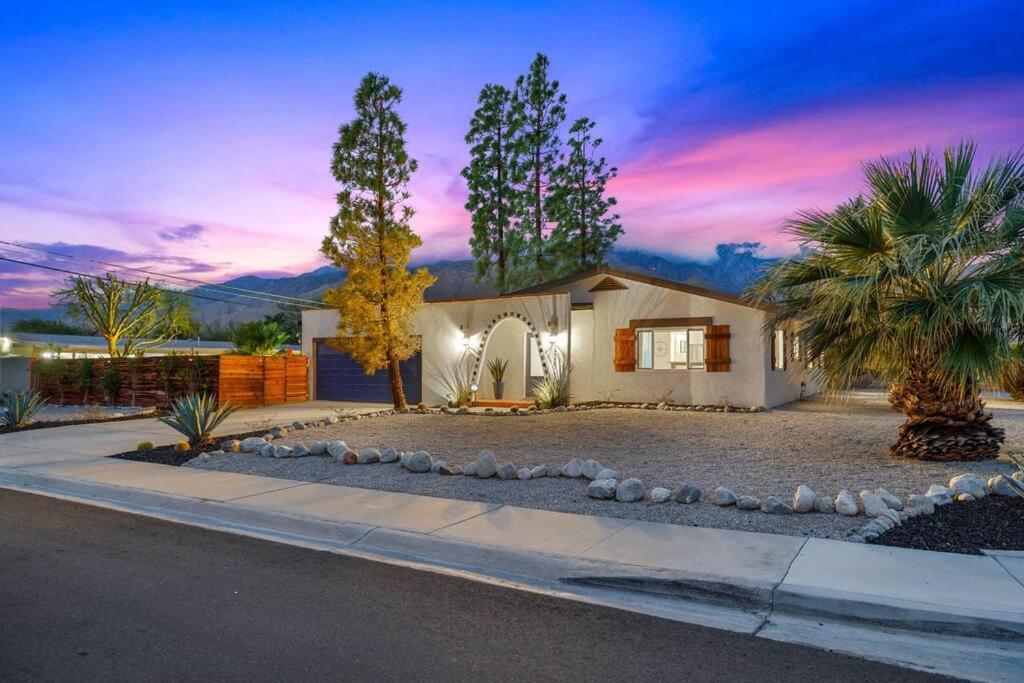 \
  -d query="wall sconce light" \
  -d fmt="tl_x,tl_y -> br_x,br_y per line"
546,319 -> 557,334
458,324 -> 470,349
